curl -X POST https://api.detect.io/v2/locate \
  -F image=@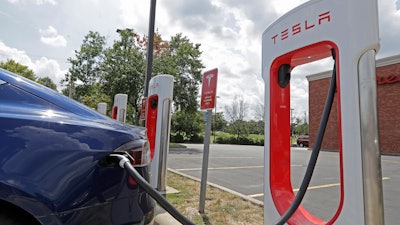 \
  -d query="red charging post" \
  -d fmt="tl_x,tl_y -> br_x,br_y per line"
262,0 -> 383,224
112,94 -> 128,123
145,75 -> 174,191
146,95 -> 158,160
